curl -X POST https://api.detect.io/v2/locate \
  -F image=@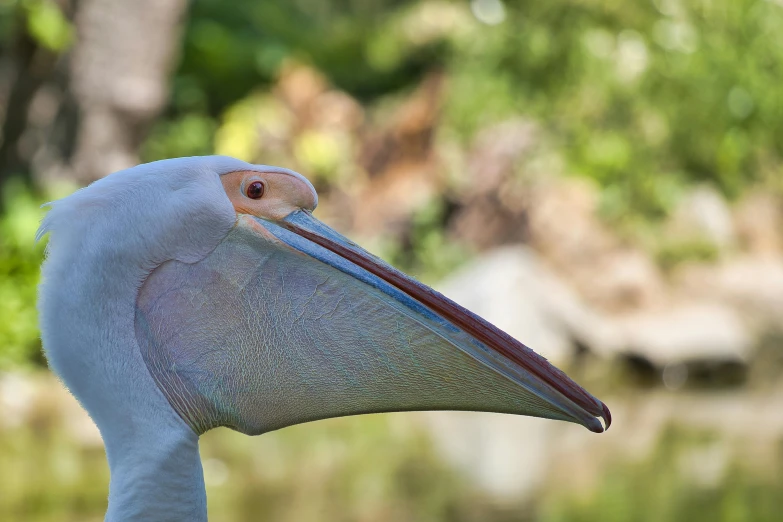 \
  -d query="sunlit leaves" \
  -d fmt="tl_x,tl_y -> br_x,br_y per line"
0,181 -> 47,369
22,0 -> 72,52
